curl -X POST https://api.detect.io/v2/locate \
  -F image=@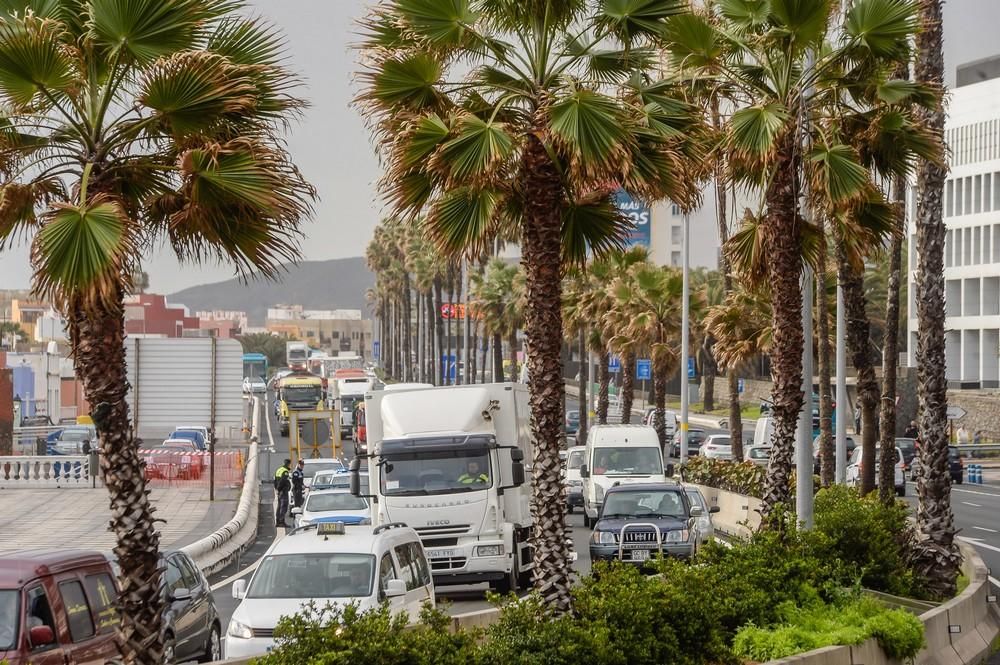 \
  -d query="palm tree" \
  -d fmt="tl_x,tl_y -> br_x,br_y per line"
470,259 -> 524,382
664,0 -> 923,518
357,0 -> 707,610
562,266 -> 591,440
912,0 -> 960,598
0,3 -> 314,661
